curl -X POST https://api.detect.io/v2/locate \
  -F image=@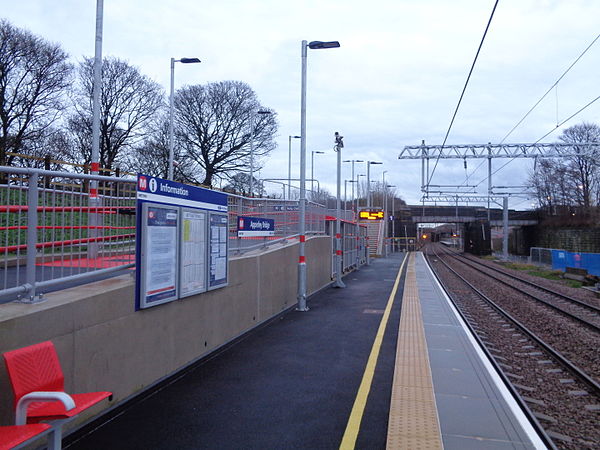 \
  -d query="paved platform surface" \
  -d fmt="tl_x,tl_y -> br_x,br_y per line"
66,253 -> 407,450
413,253 -> 542,449
64,252 -> 543,449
